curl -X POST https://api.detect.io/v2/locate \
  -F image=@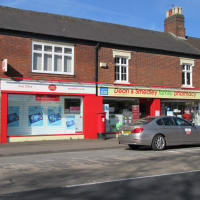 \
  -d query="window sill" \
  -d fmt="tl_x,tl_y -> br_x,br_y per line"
181,85 -> 194,89
32,71 -> 74,76
114,81 -> 130,85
